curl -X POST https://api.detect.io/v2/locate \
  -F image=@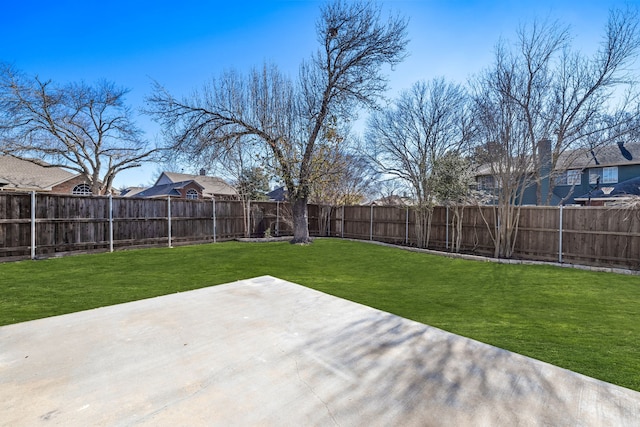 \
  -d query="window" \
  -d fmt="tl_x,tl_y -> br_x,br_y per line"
603,166 -> 618,184
566,170 -> 581,185
590,167 -> 618,185
186,189 -> 199,200
477,175 -> 496,191
554,170 -> 581,186
72,183 -> 92,196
